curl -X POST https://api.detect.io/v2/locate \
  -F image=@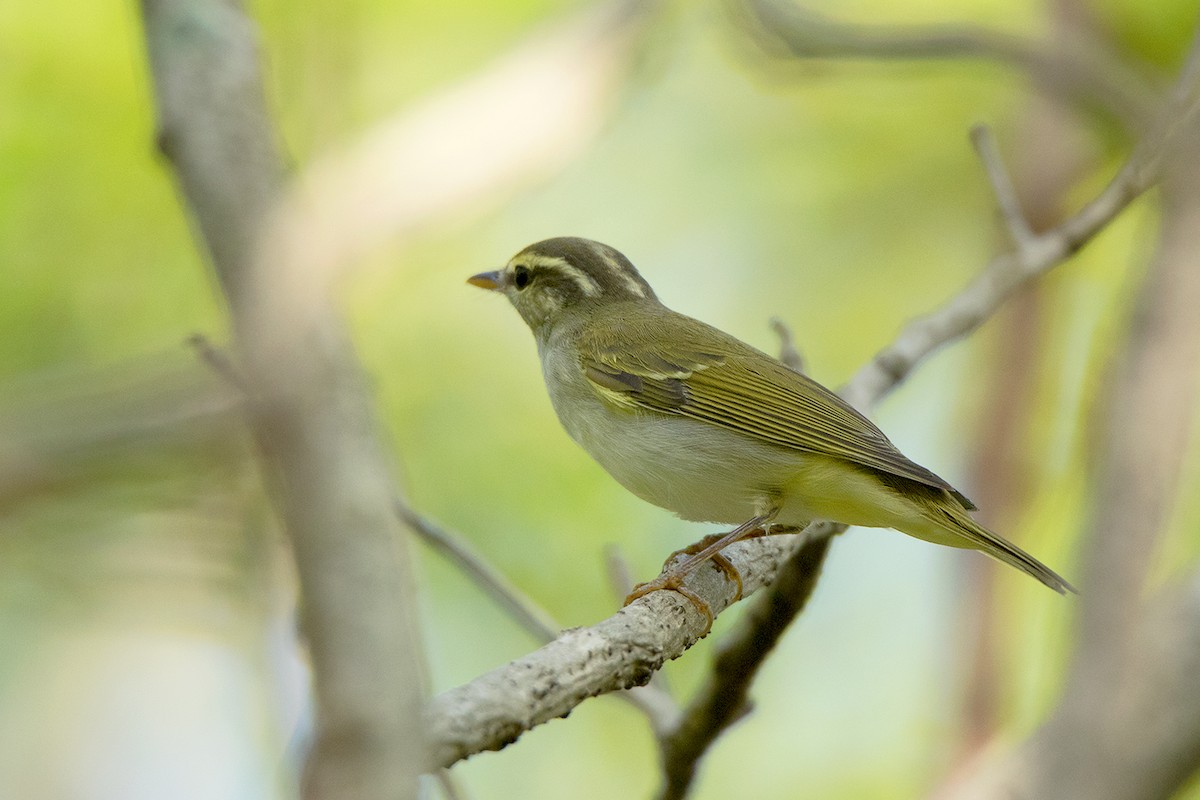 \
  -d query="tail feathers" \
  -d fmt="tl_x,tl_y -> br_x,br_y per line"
924,506 -> 1076,595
